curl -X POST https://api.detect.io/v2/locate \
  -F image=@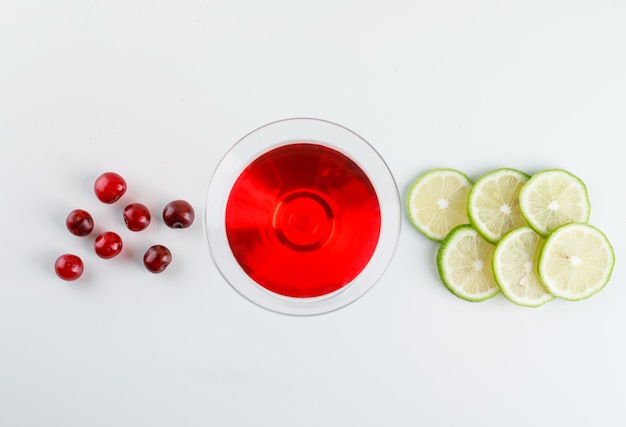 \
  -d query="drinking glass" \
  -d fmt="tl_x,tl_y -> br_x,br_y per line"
205,118 -> 401,315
